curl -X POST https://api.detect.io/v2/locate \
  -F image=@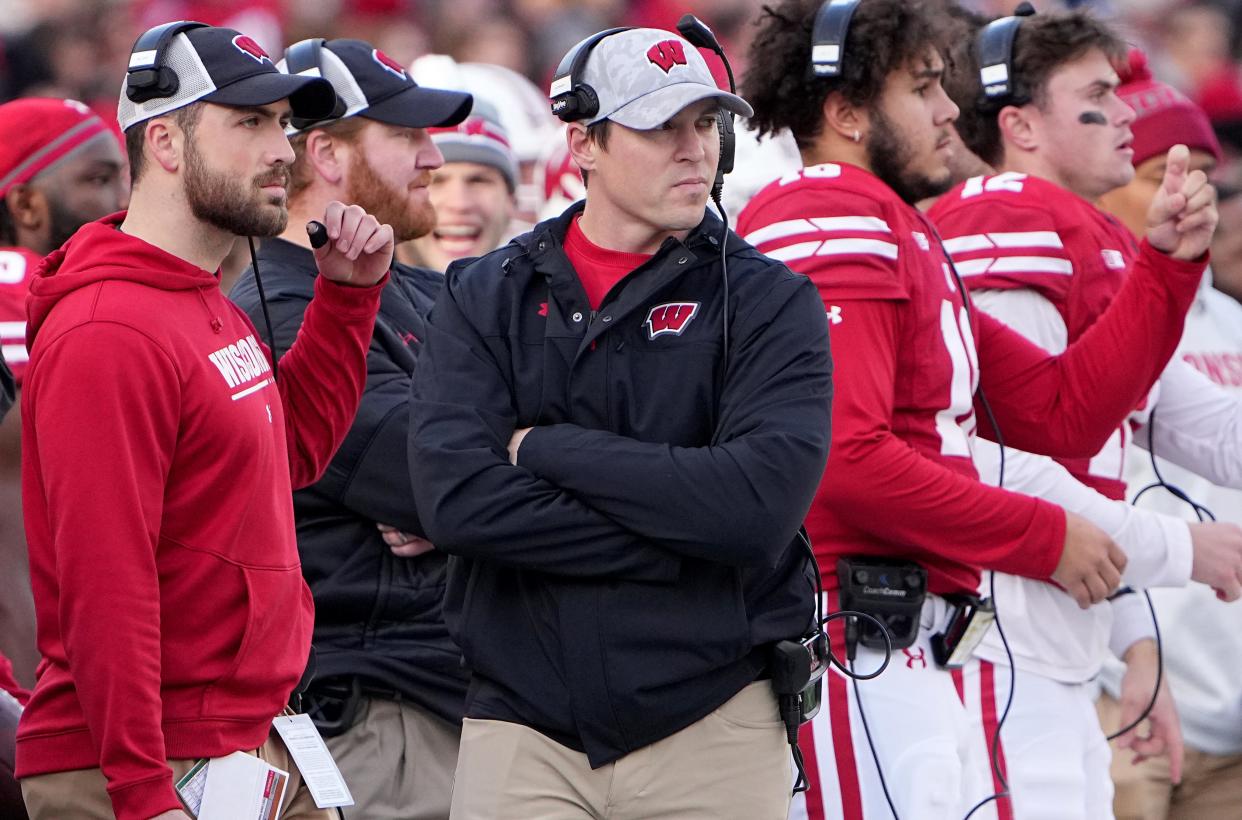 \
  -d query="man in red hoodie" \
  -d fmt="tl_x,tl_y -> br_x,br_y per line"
16,23 -> 393,820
